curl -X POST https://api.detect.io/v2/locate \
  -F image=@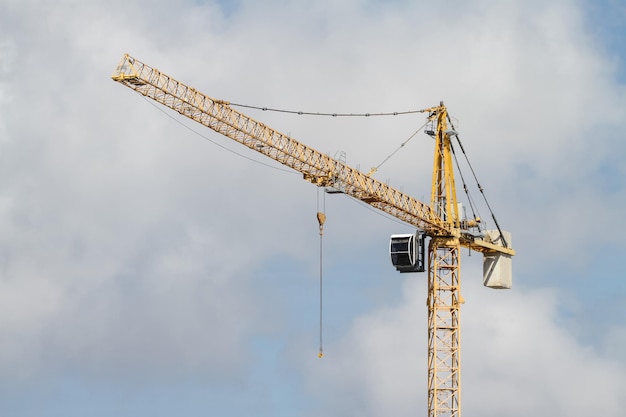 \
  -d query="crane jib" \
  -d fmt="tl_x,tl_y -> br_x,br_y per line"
111,53 -> 460,238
